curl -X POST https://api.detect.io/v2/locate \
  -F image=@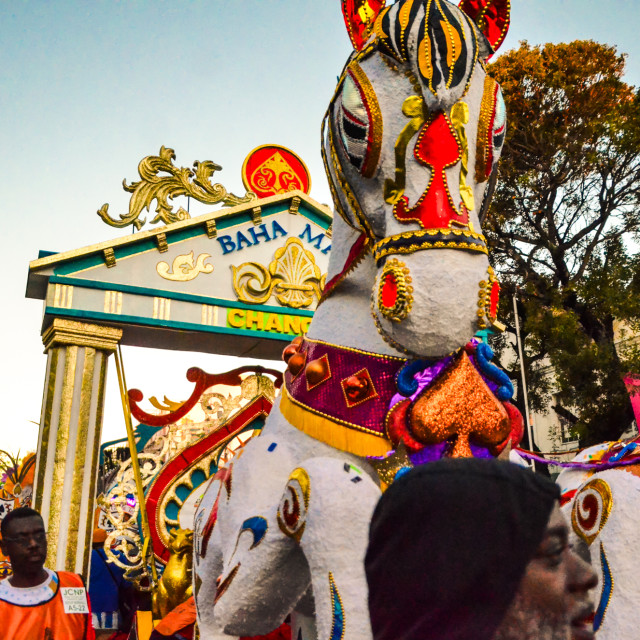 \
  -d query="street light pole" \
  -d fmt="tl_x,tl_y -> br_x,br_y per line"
513,294 -> 536,469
